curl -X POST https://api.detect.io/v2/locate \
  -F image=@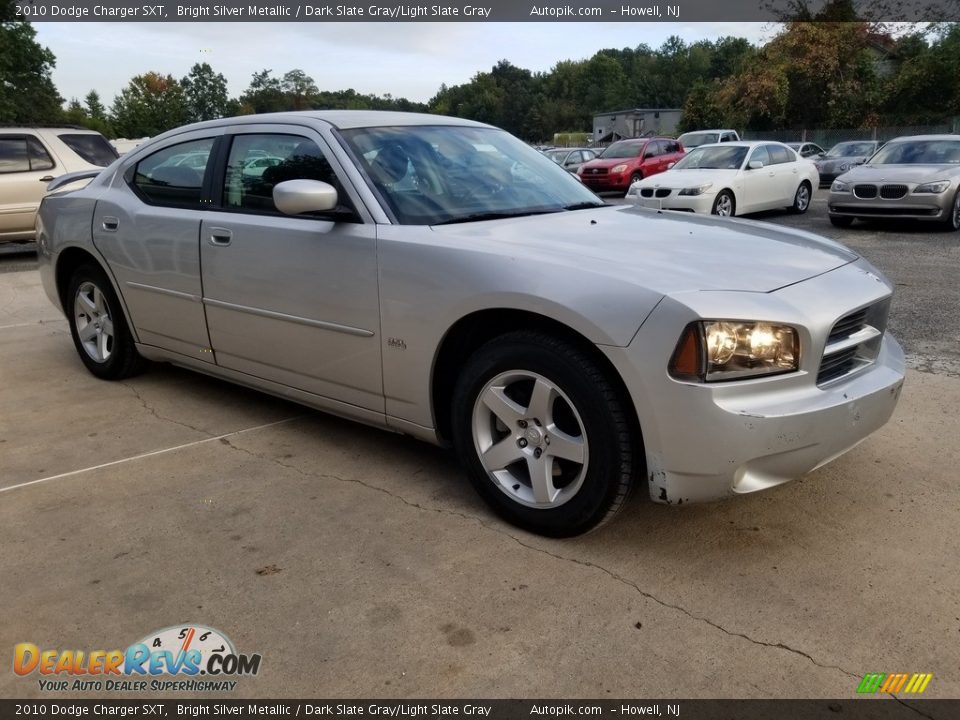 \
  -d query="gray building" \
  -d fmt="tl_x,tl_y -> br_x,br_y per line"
592,108 -> 683,143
